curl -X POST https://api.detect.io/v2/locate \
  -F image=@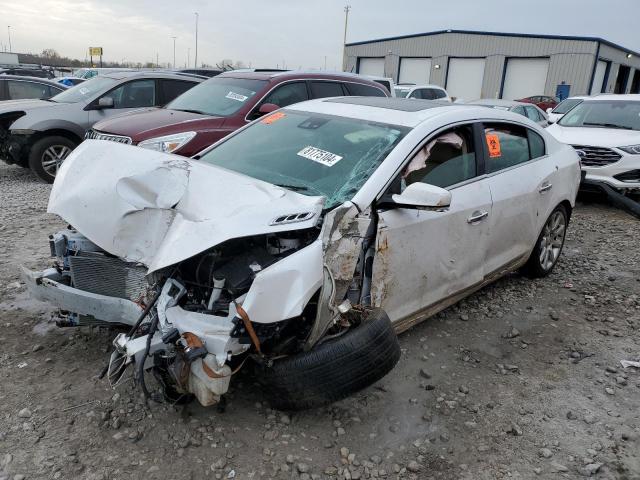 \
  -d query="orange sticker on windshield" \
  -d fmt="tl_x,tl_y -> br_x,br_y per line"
261,112 -> 286,125
486,133 -> 501,158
